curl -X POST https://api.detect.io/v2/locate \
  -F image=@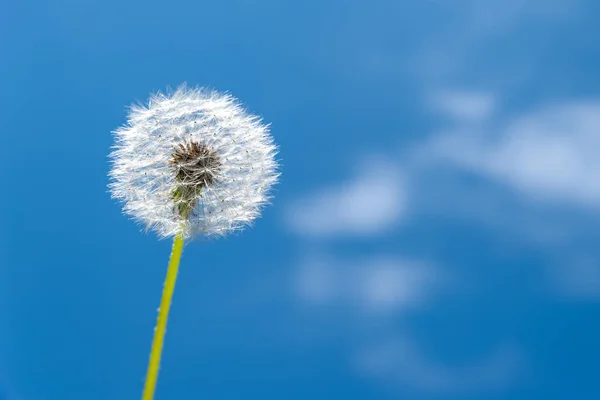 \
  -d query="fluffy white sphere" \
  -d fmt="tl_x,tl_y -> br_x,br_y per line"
109,86 -> 279,239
